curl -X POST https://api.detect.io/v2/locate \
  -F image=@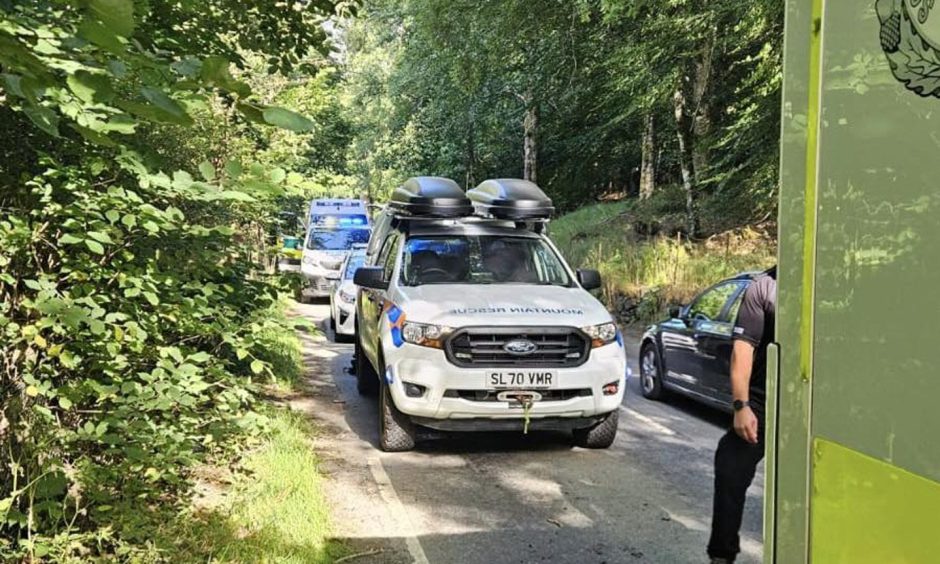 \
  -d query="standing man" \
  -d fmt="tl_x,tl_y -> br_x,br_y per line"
708,266 -> 776,564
